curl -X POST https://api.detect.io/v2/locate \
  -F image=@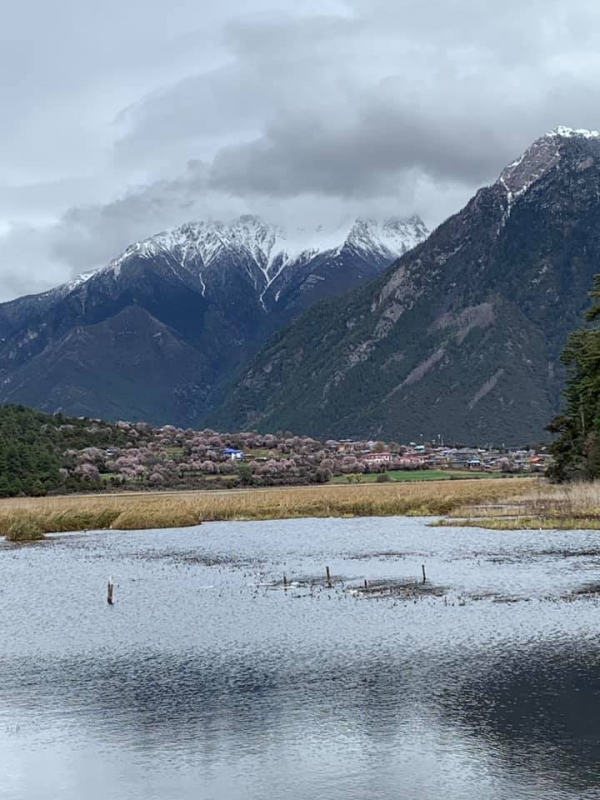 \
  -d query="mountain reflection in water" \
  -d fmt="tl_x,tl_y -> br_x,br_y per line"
1,517 -> 600,799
